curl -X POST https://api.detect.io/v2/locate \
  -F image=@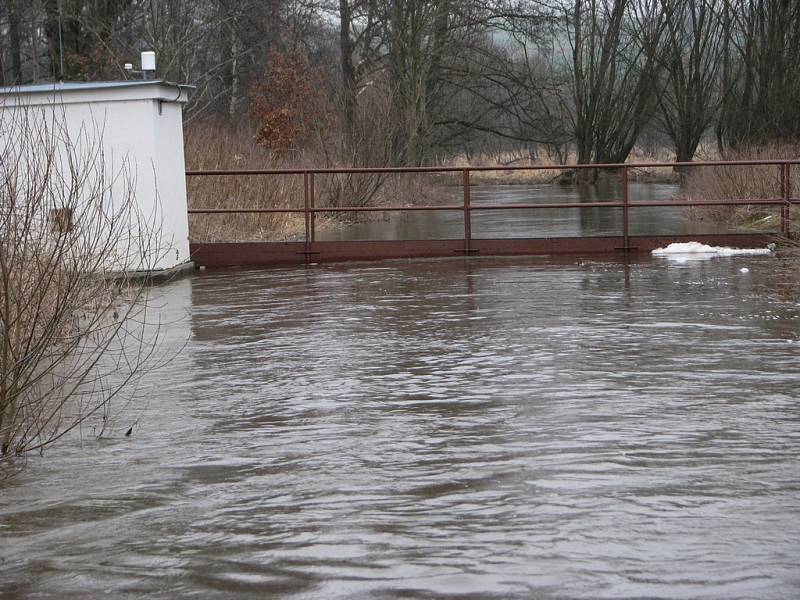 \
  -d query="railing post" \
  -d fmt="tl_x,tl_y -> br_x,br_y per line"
779,163 -> 786,236
303,171 -> 310,257
463,168 -> 472,254
622,165 -> 630,250
784,163 -> 791,236
309,171 -> 316,243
